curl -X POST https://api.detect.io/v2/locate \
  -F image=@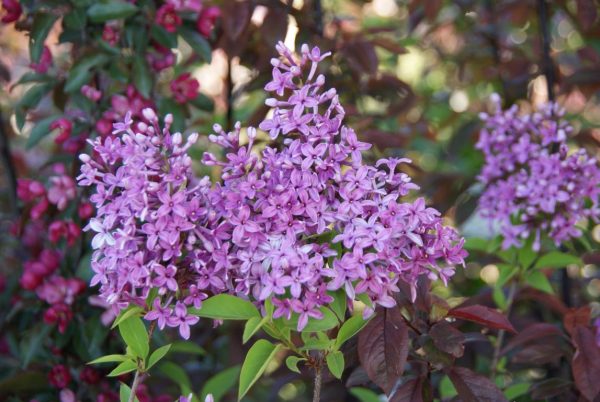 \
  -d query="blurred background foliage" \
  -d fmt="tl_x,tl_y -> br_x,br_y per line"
1,0 -> 599,401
